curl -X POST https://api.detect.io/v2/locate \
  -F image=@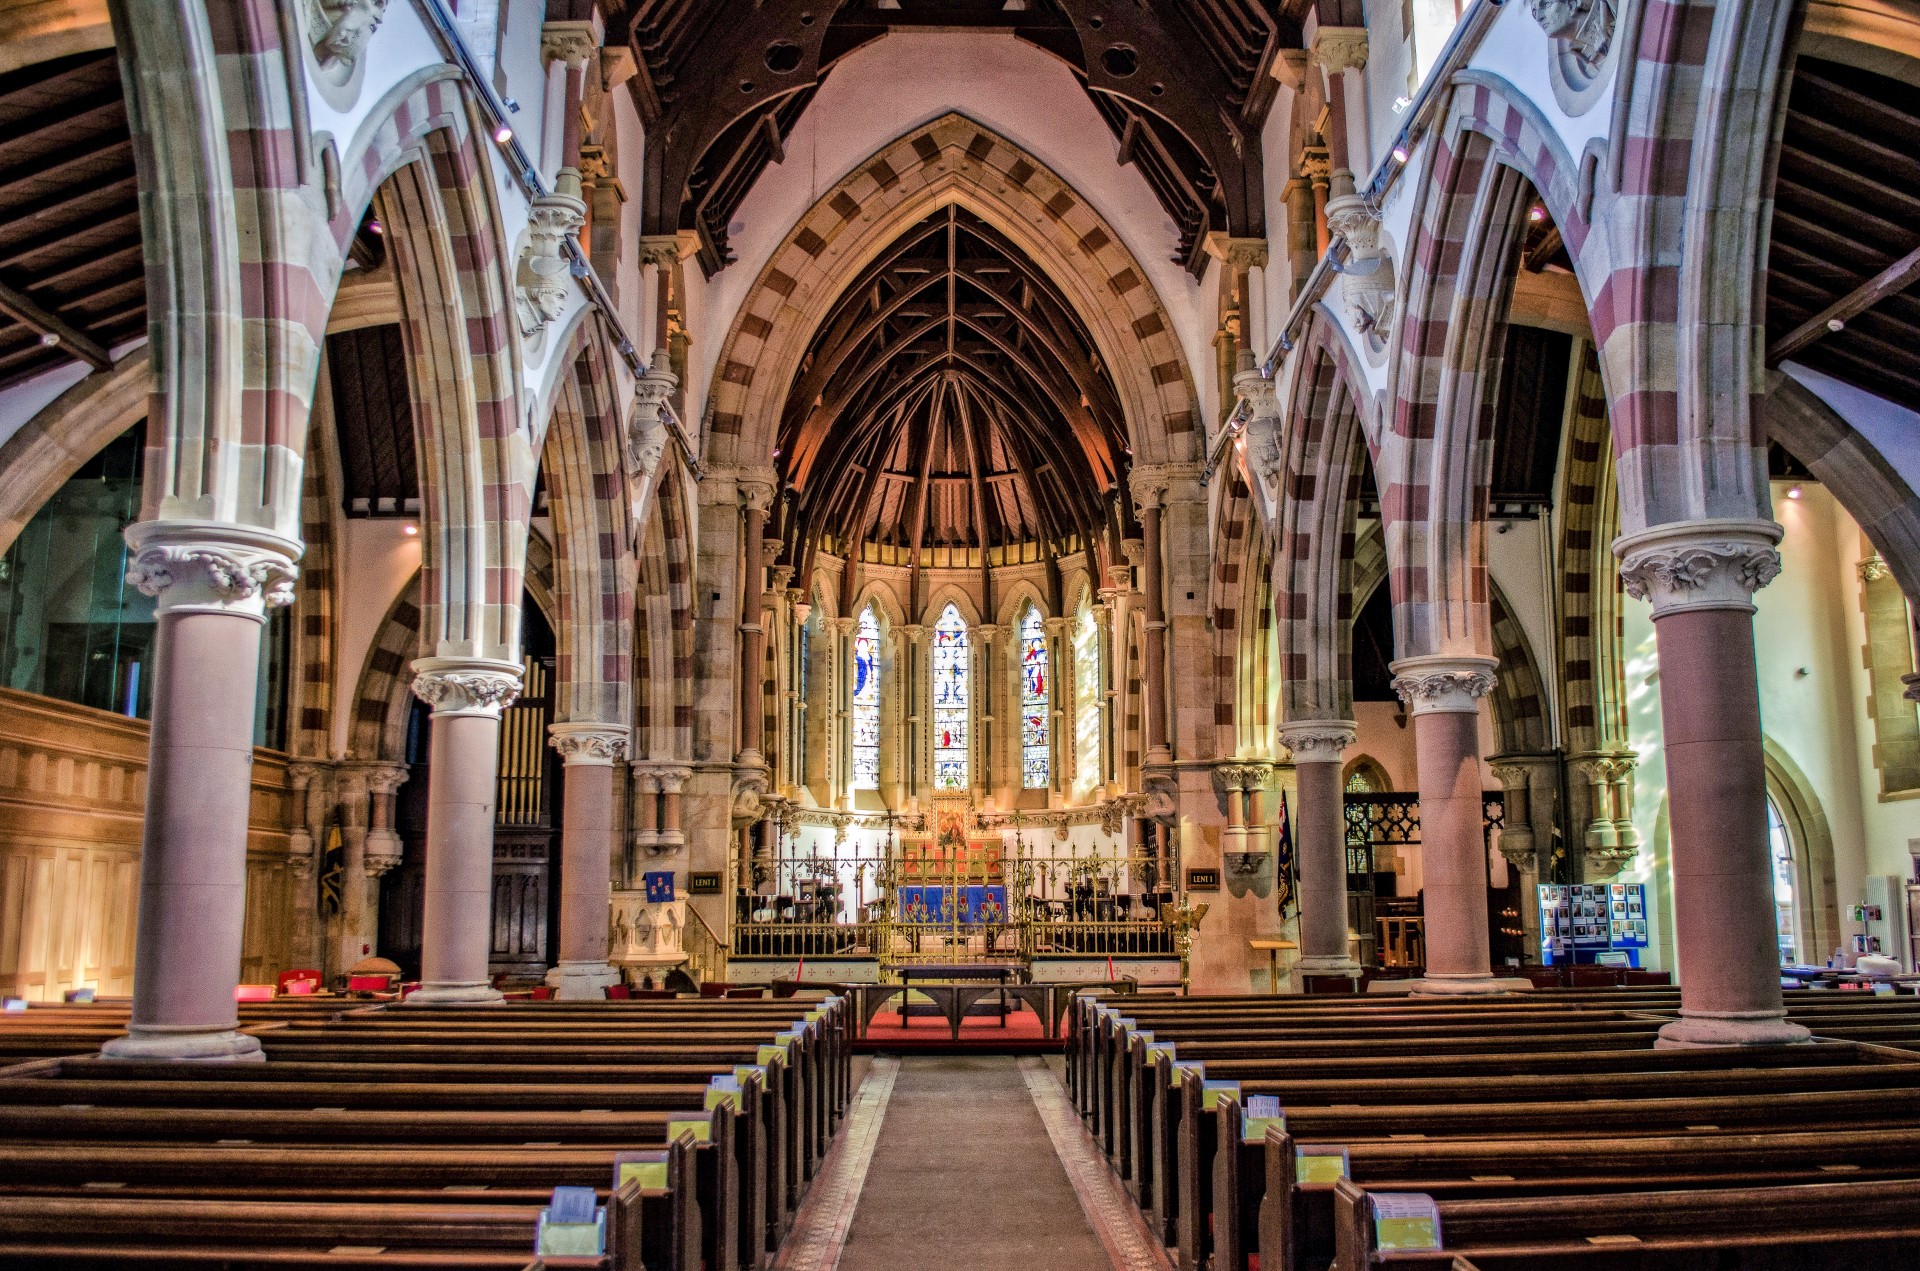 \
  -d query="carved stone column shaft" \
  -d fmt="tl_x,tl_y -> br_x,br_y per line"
1284,722 -> 1361,976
